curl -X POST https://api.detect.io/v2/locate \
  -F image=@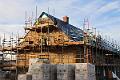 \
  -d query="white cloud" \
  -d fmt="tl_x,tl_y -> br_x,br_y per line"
0,25 -> 24,40
0,0 -> 35,24
98,25 -> 120,43
0,0 -> 120,44
93,1 -> 120,17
